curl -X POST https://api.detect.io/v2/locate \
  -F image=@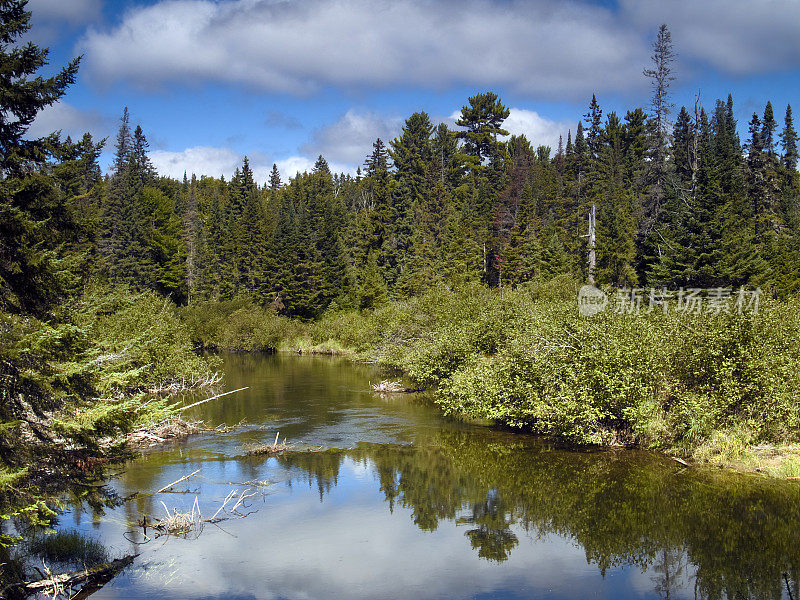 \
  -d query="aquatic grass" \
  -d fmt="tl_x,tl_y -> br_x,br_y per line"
27,530 -> 108,569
